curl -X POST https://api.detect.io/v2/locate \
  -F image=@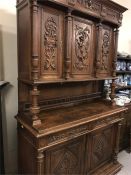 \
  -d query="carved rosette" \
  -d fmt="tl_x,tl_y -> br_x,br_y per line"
101,31 -> 110,70
44,17 -> 57,71
74,25 -> 90,70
